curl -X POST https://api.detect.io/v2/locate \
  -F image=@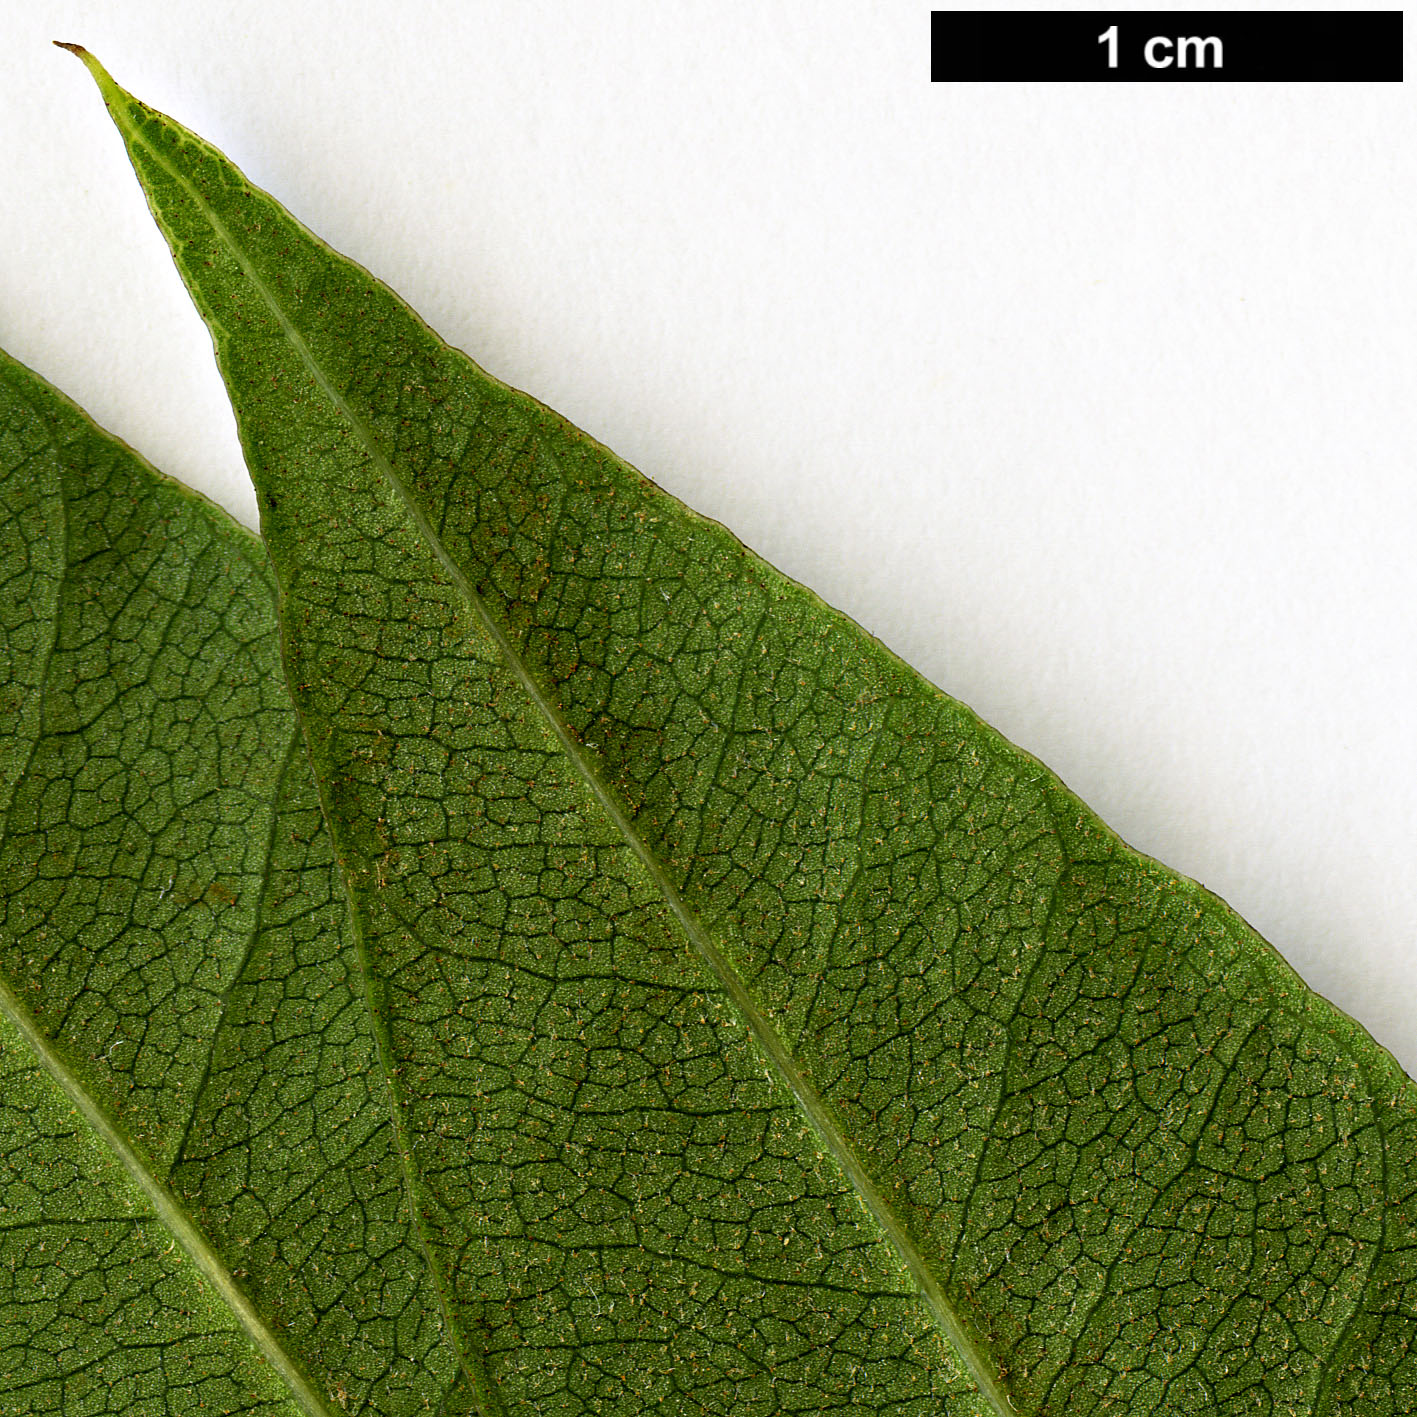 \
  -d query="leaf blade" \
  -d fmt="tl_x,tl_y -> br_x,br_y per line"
0,350 -> 465,1417
79,55 -> 1417,1417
